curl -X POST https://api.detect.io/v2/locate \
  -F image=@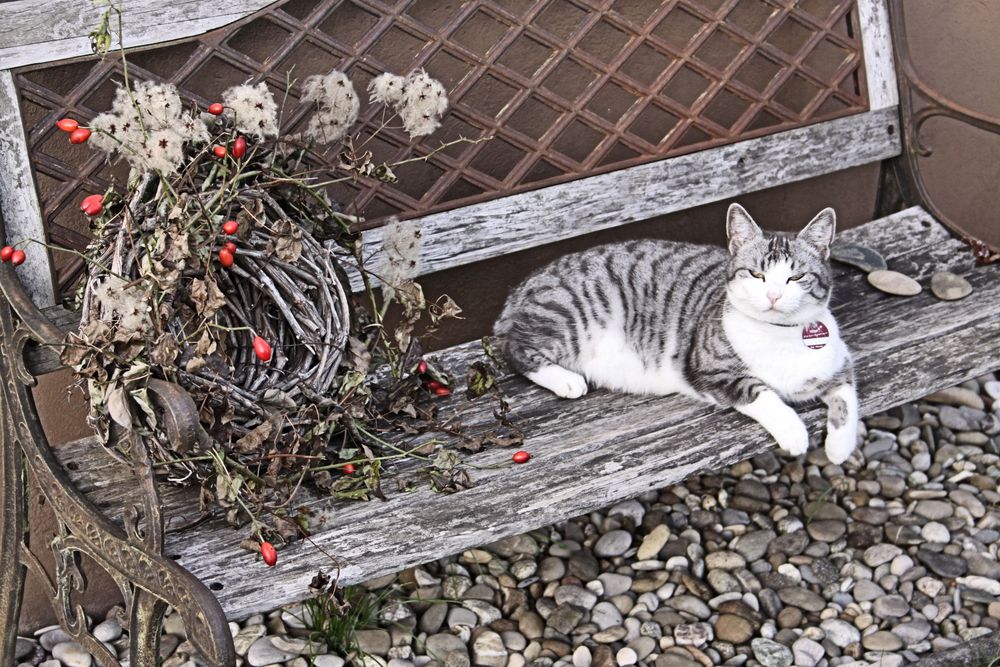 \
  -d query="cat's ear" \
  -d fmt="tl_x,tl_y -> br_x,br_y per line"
798,208 -> 836,258
726,203 -> 762,255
